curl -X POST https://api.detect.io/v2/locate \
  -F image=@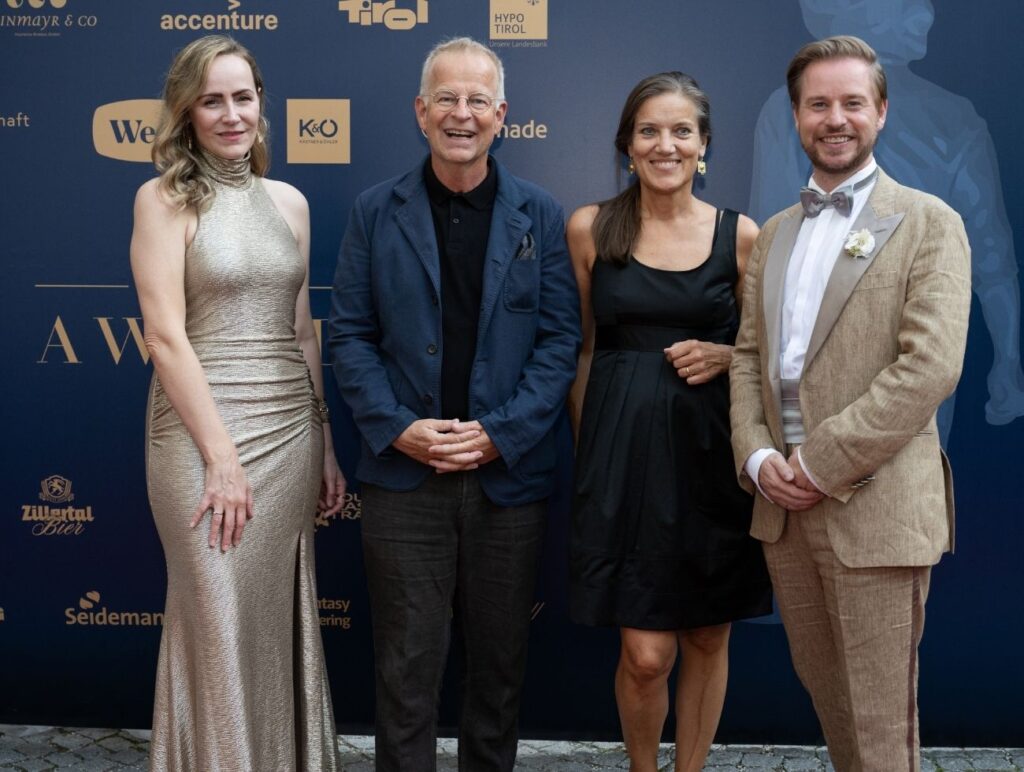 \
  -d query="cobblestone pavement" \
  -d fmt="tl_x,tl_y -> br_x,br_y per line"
1,726 -> 1021,771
